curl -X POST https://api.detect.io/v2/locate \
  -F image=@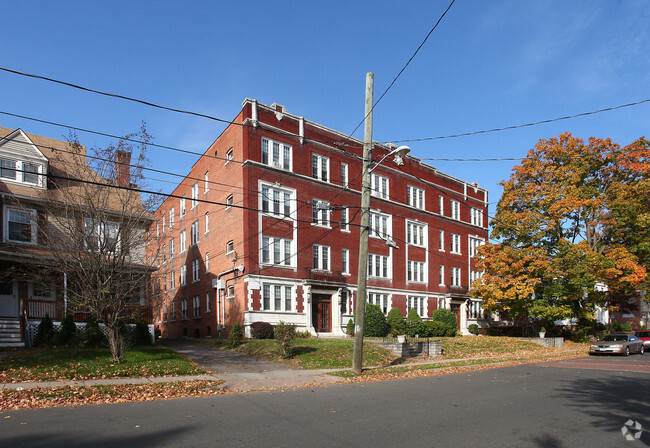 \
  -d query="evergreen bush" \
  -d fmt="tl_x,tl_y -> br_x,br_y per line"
431,309 -> 457,330
34,314 -> 55,347
364,304 -> 388,337
80,315 -> 104,347
405,308 -> 425,337
227,322 -> 244,348
57,314 -> 77,345
132,320 -> 152,345
346,319 -> 355,336
274,321 -> 296,358
386,307 -> 404,337
250,321 -> 275,339
468,324 -> 480,335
